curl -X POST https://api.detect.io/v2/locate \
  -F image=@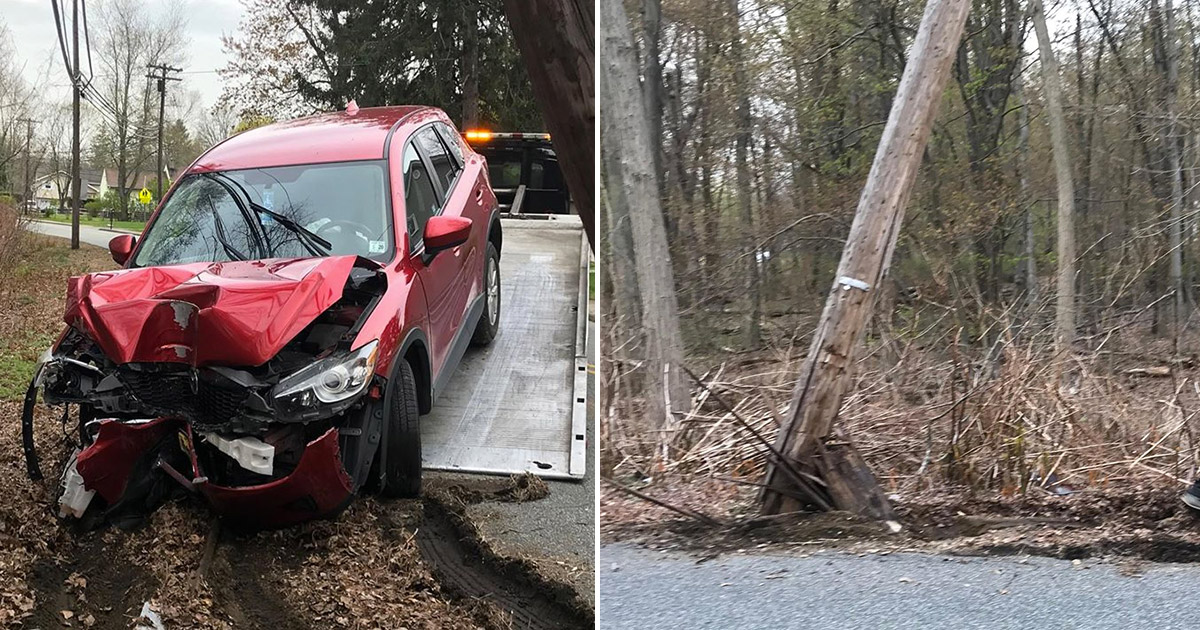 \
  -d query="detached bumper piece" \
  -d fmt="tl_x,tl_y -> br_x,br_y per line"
55,417 -> 353,530
192,427 -> 354,529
